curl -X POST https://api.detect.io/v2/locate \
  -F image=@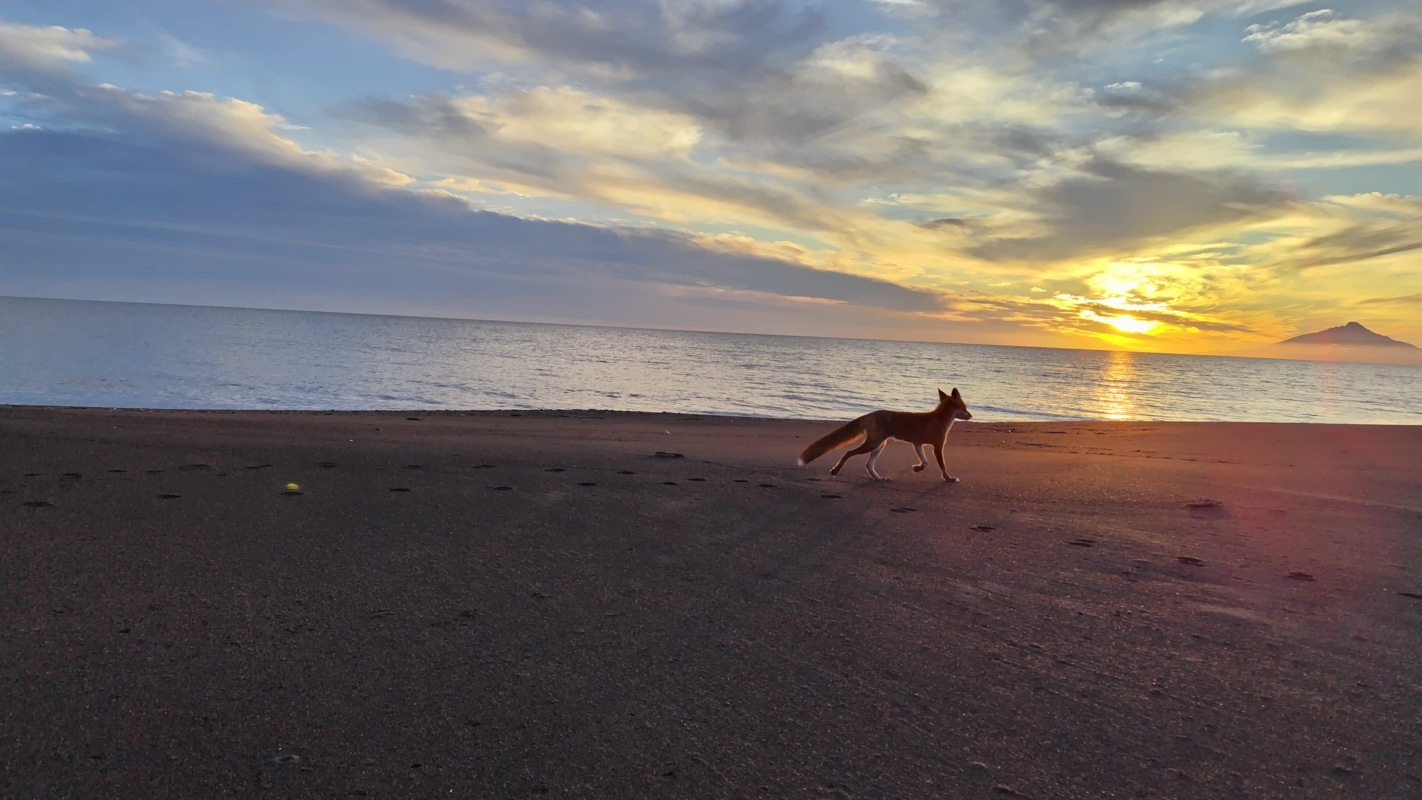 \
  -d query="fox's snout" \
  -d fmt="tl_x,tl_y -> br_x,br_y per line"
960,409 -> 972,420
